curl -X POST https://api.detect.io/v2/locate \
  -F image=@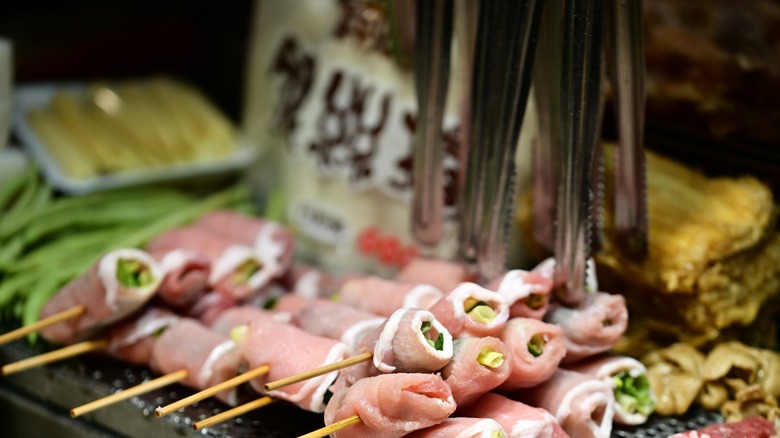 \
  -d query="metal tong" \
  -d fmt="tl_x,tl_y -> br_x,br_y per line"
411,0 -> 454,247
532,0 -> 647,304
456,0 -> 544,283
